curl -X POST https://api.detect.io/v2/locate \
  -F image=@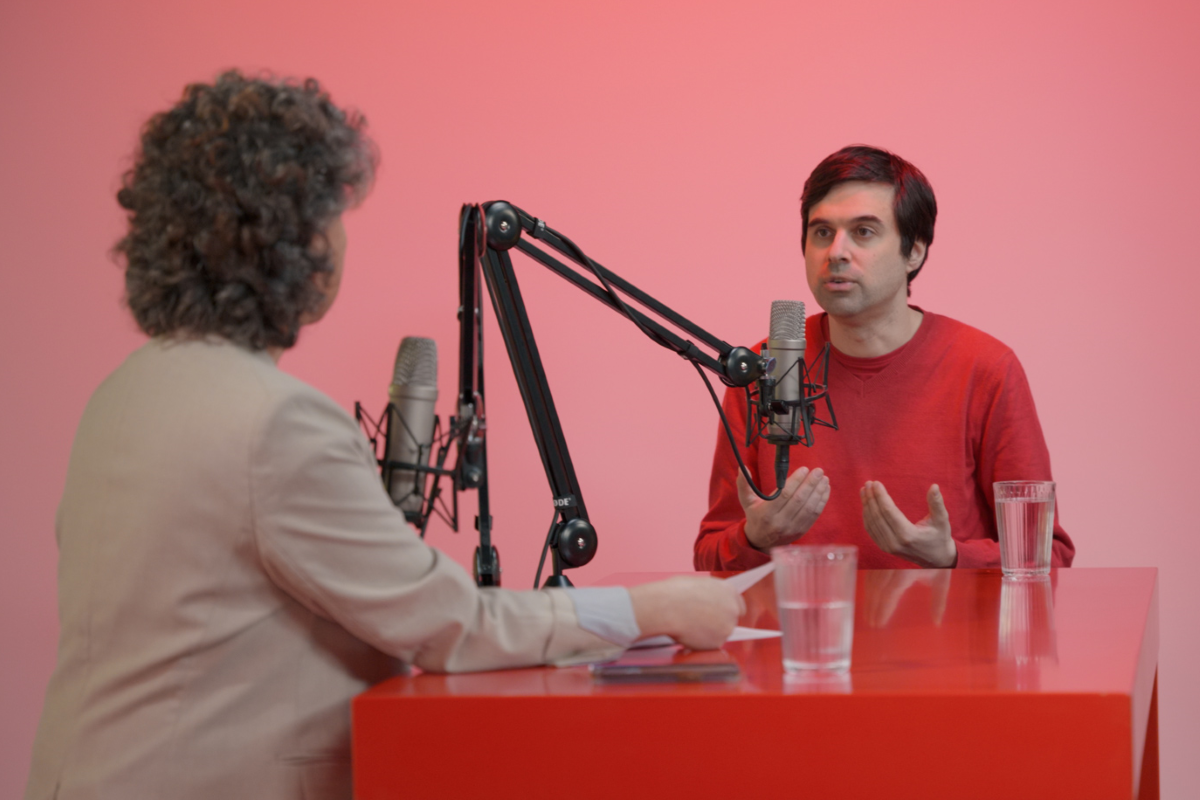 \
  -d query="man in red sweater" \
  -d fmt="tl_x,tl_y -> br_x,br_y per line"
695,145 -> 1075,571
